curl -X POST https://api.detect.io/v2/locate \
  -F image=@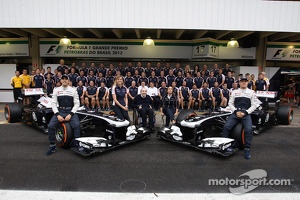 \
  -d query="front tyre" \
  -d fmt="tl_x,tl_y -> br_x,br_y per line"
277,105 -> 293,125
55,122 -> 74,148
